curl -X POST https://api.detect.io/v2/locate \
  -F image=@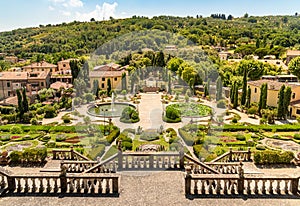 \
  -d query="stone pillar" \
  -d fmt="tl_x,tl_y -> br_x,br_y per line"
117,140 -> 123,171
7,176 -> 16,193
179,146 -> 184,169
112,177 -> 119,194
237,160 -> 244,194
185,166 -> 192,195
229,147 -> 233,162
60,164 -> 67,193
247,147 -> 251,161
70,146 -> 74,160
